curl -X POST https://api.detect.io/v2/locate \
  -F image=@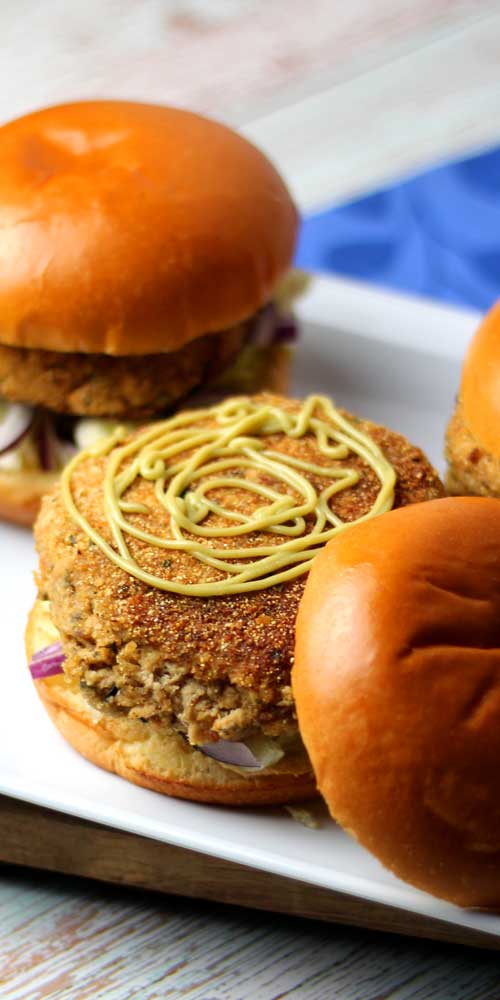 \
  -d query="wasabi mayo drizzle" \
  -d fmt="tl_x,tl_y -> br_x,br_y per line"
61,395 -> 396,597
